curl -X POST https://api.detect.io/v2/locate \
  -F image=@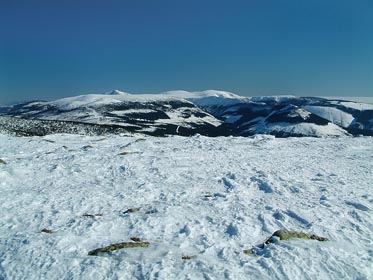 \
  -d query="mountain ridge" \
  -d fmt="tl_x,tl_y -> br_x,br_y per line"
1,90 -> 372,137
